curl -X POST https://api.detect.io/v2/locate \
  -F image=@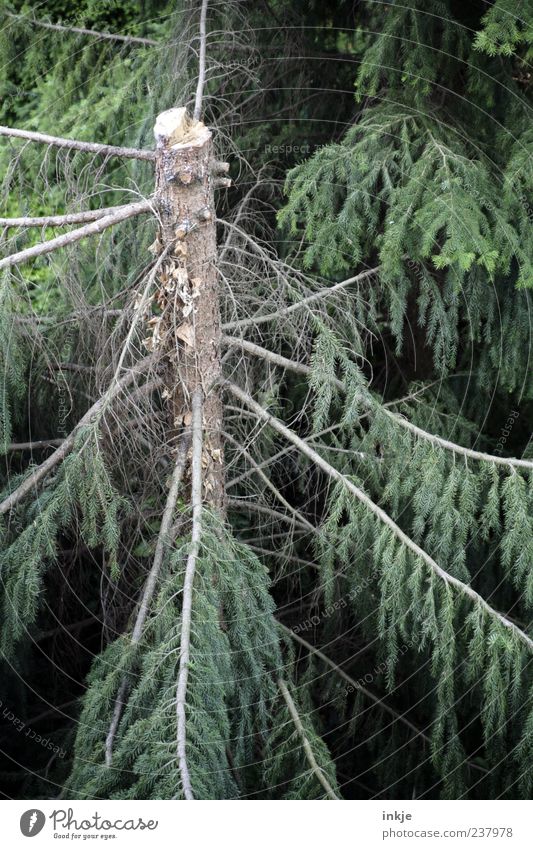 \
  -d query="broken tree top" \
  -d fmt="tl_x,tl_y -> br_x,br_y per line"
154,108 -> 211,148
